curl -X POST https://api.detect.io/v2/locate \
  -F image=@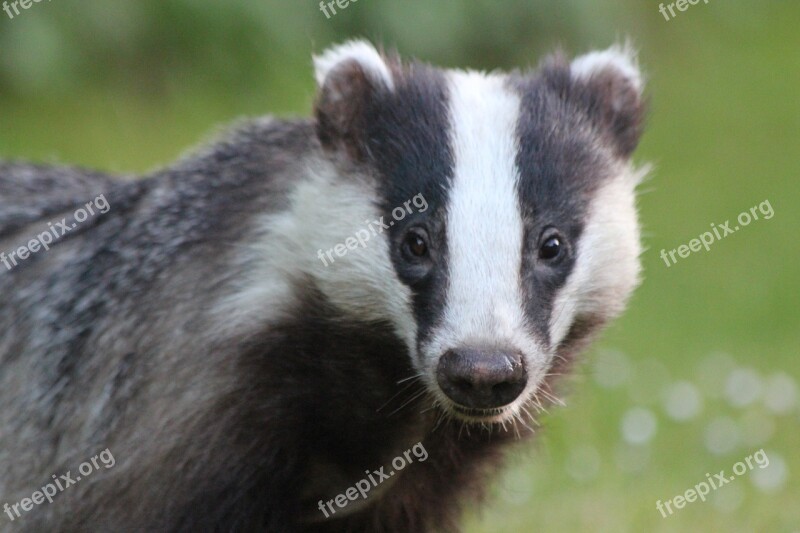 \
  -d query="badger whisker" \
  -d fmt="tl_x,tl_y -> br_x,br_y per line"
540,389 -> 566,407
385,388 -> 428,417
376,376 -> 422,413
